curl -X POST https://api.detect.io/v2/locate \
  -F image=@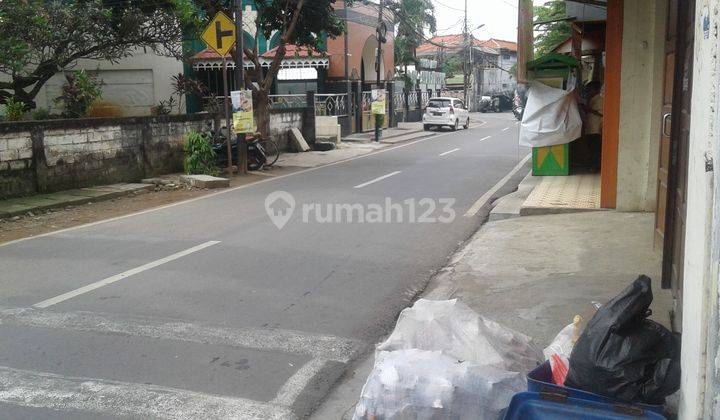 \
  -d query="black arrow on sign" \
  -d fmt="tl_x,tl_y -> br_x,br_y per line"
215,21 -> 234,50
